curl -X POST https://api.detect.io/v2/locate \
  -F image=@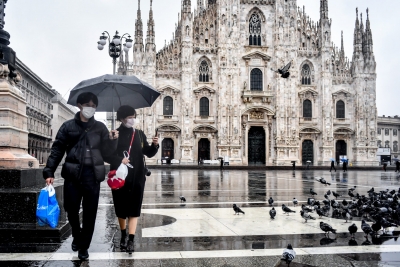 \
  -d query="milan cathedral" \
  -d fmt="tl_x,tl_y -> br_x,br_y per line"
117,0 -> 378,166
